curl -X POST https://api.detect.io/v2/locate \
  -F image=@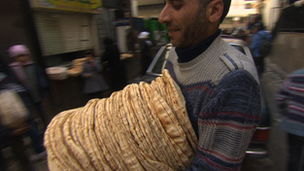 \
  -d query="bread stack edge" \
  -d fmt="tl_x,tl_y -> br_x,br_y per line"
44,69 -> 198,171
